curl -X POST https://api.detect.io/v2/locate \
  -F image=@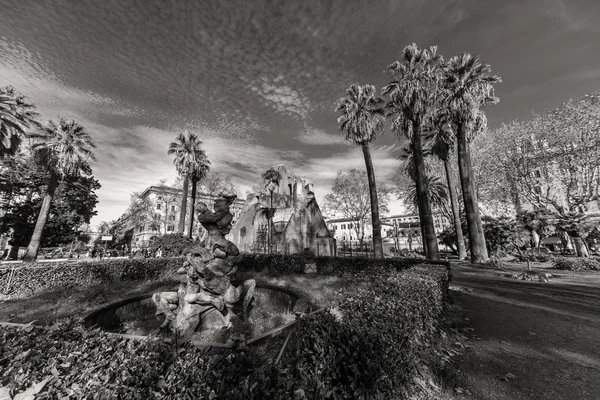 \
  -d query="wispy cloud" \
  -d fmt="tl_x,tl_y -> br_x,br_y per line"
296,128 -> 348,146
1,0 -> 600,227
